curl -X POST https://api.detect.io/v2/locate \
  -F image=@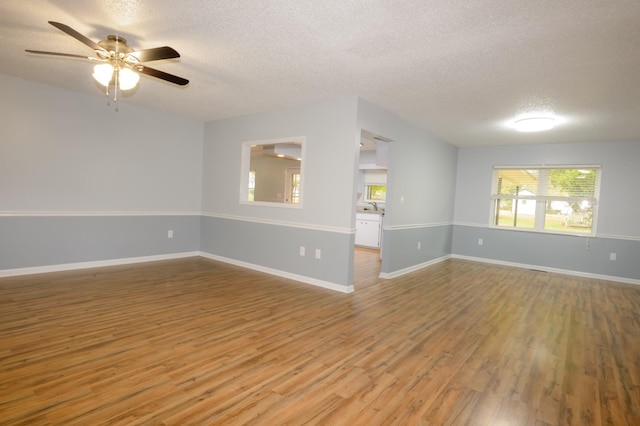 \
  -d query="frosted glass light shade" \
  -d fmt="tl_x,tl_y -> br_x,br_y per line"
118,68 -> 140,90
514,117 -> 555,132
92,64 -> 139,90
93,63 -> 114,87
